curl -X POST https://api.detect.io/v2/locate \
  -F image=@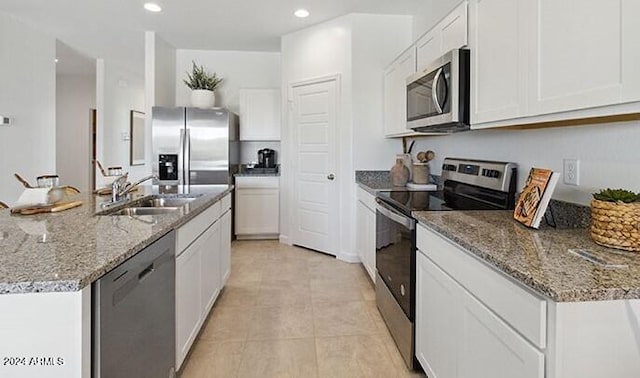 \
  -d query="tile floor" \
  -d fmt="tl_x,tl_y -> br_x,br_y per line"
179,240 -> 426,378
